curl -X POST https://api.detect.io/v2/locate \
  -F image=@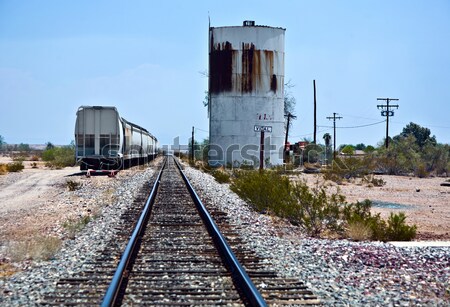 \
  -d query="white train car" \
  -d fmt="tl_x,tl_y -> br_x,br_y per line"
75,106 -> 157,171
